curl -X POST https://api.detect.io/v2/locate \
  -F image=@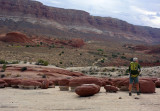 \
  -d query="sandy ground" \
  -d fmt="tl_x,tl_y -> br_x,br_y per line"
0,87 -> 160,111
